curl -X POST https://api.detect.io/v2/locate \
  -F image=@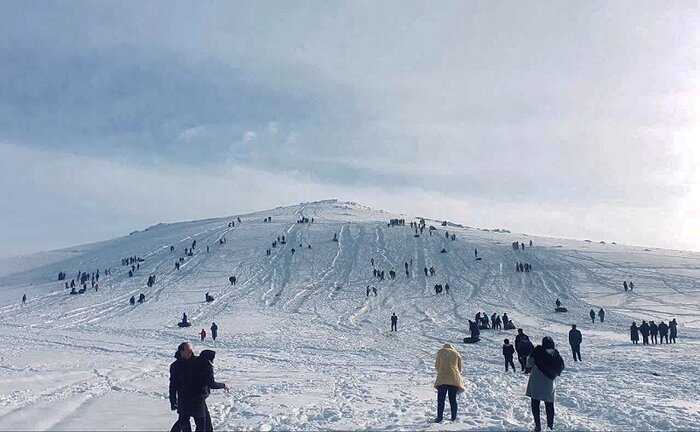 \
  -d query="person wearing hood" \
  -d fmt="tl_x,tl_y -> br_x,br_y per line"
630,322 -> 640,344
526,336 -> 565,432
169,342 -> 196,432
188,350 -> 229,431
434,343 -> 465,422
